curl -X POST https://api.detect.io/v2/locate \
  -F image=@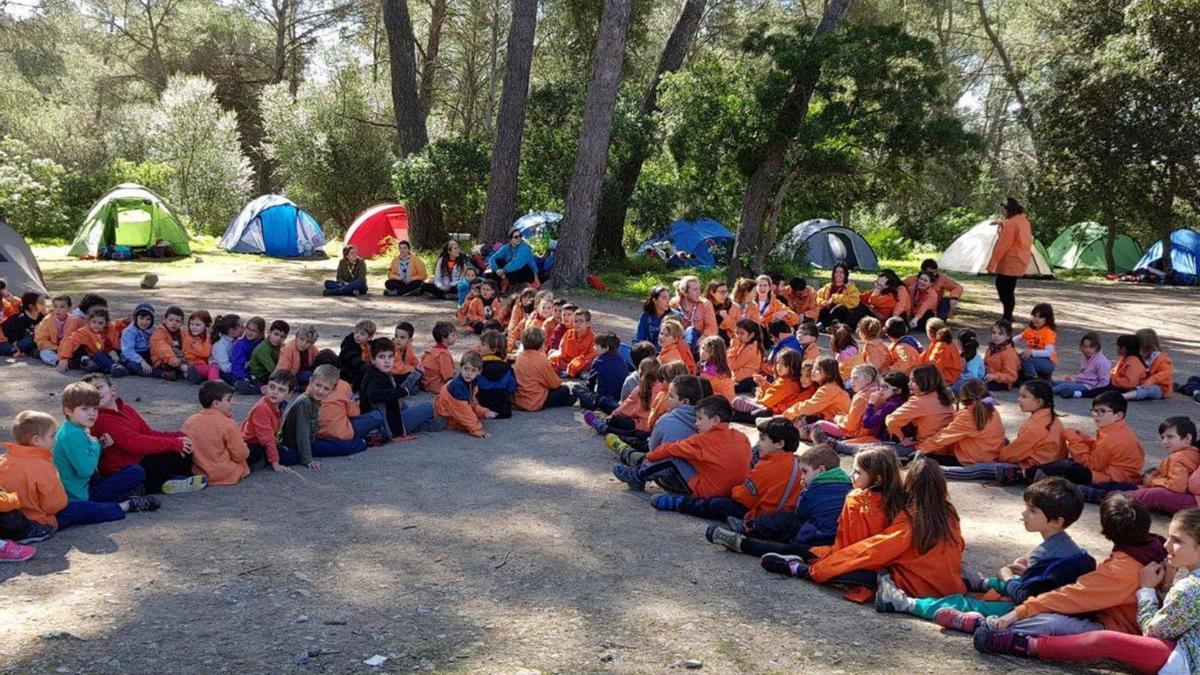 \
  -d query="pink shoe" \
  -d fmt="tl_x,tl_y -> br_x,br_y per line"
0,539 -> 35,562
